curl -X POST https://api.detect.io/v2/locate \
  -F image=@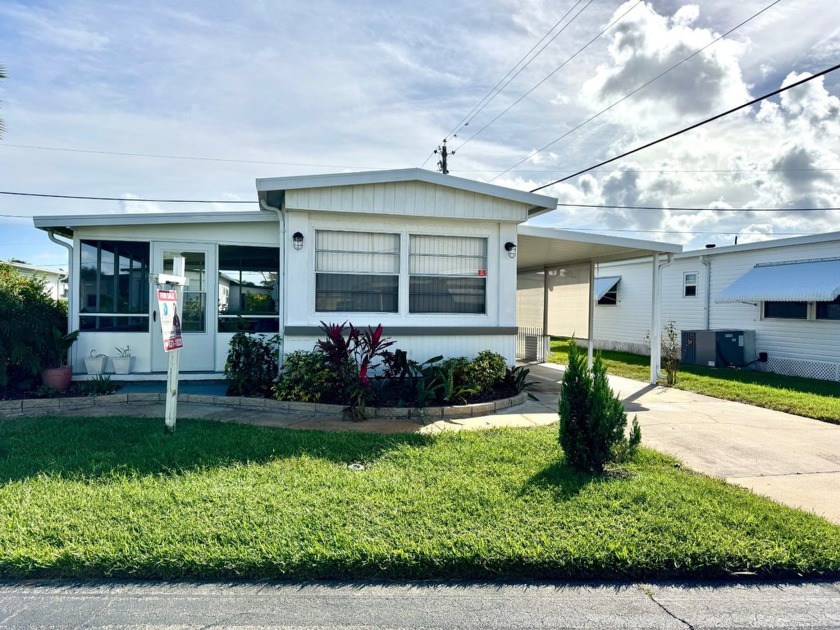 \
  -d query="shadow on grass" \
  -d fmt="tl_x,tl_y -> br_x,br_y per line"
522,459 -> 603,501
0,415 -> 434,484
